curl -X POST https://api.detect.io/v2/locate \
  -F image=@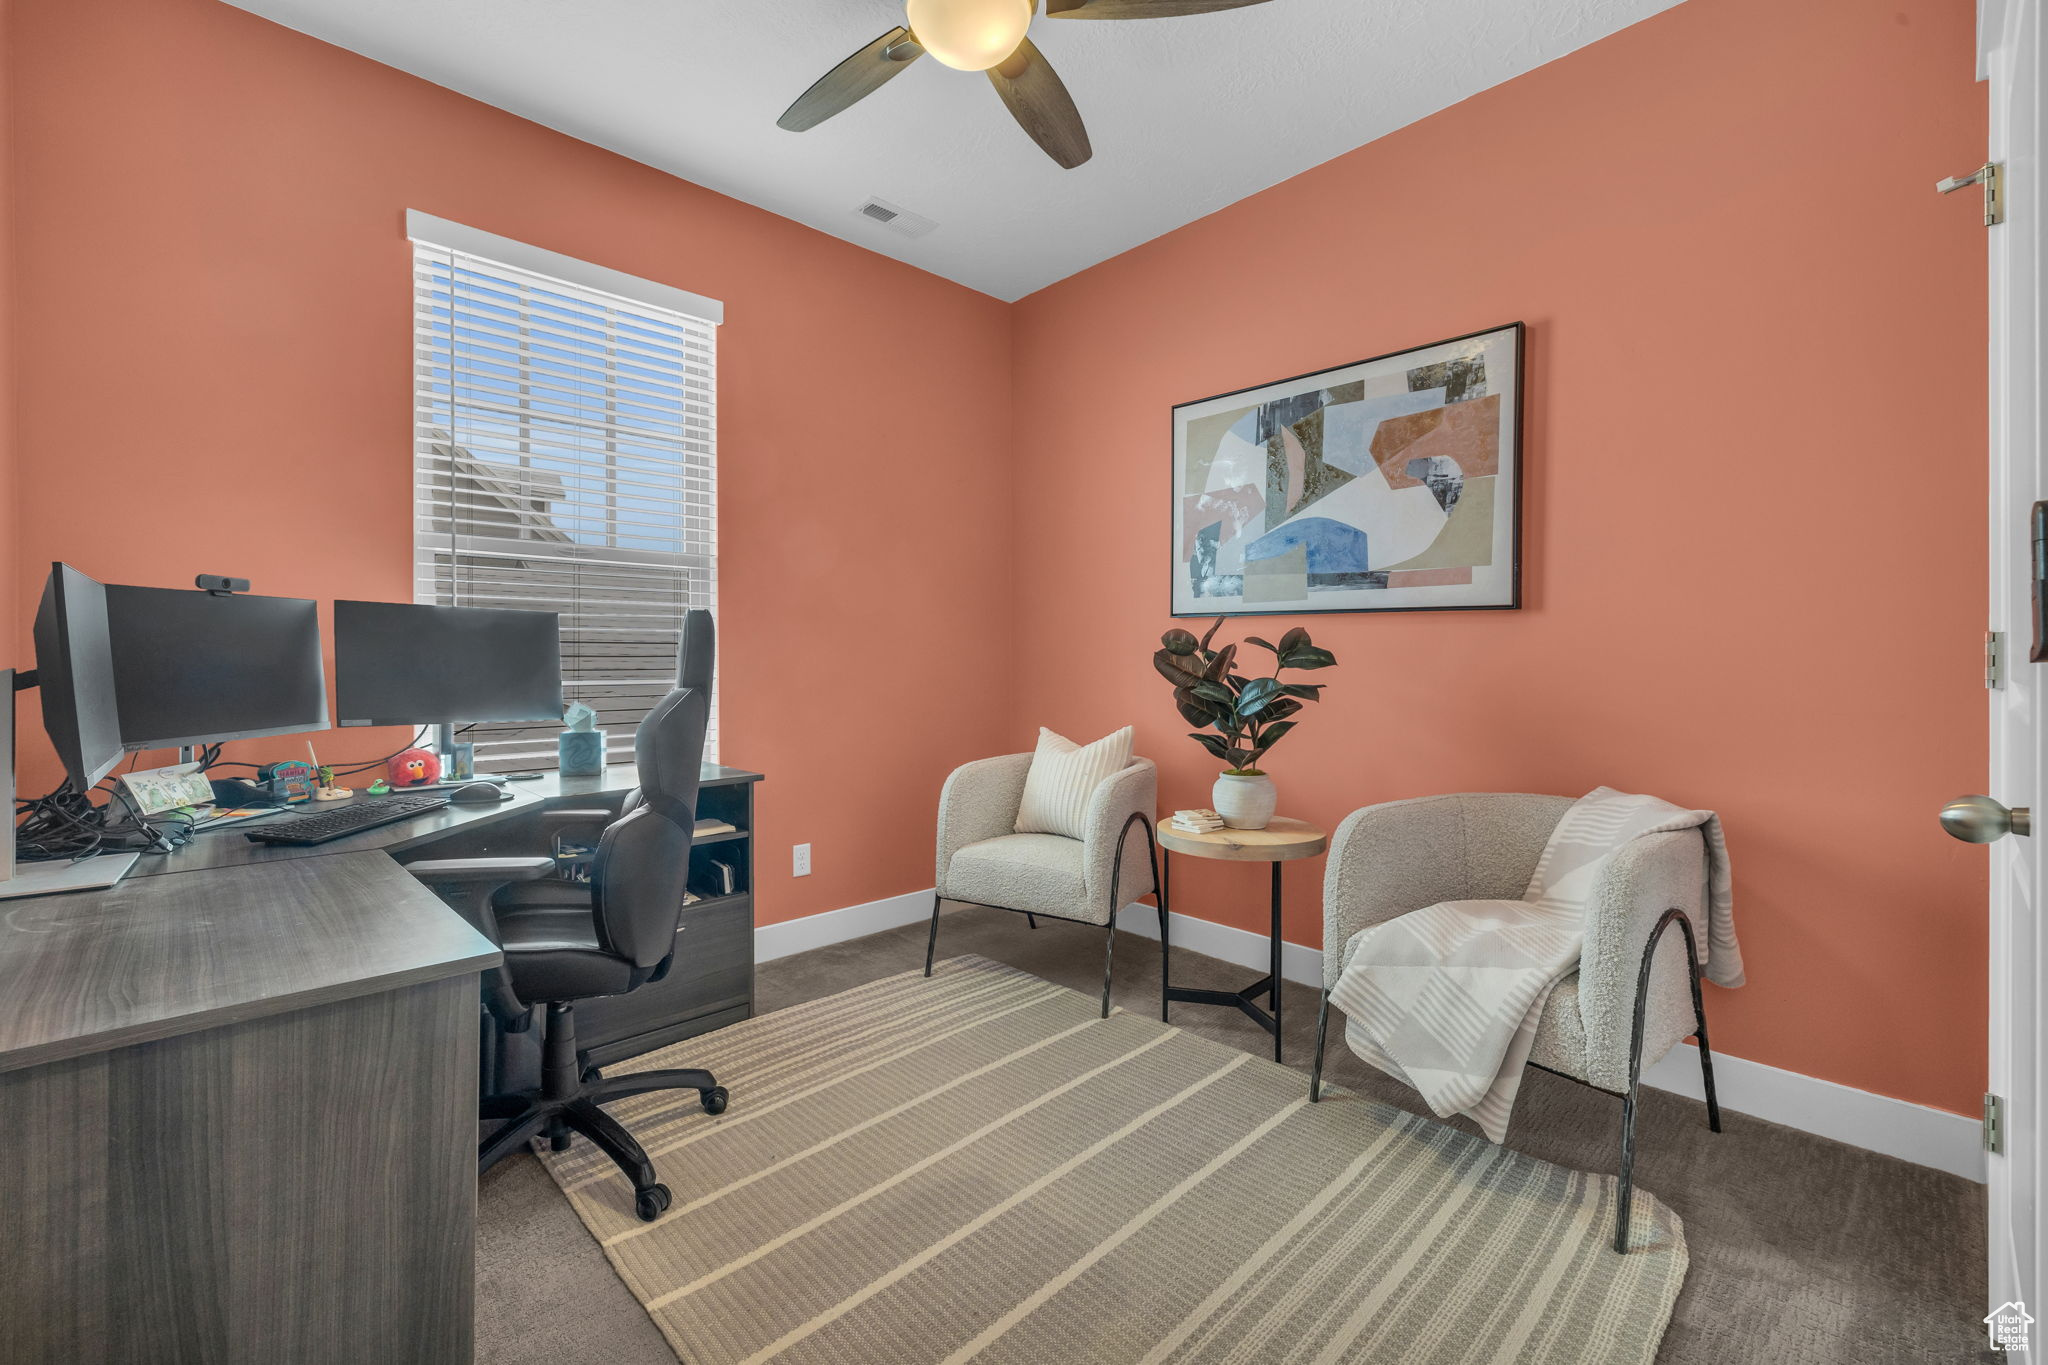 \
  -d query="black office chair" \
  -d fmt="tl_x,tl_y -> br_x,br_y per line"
406,609 -> 724,1222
